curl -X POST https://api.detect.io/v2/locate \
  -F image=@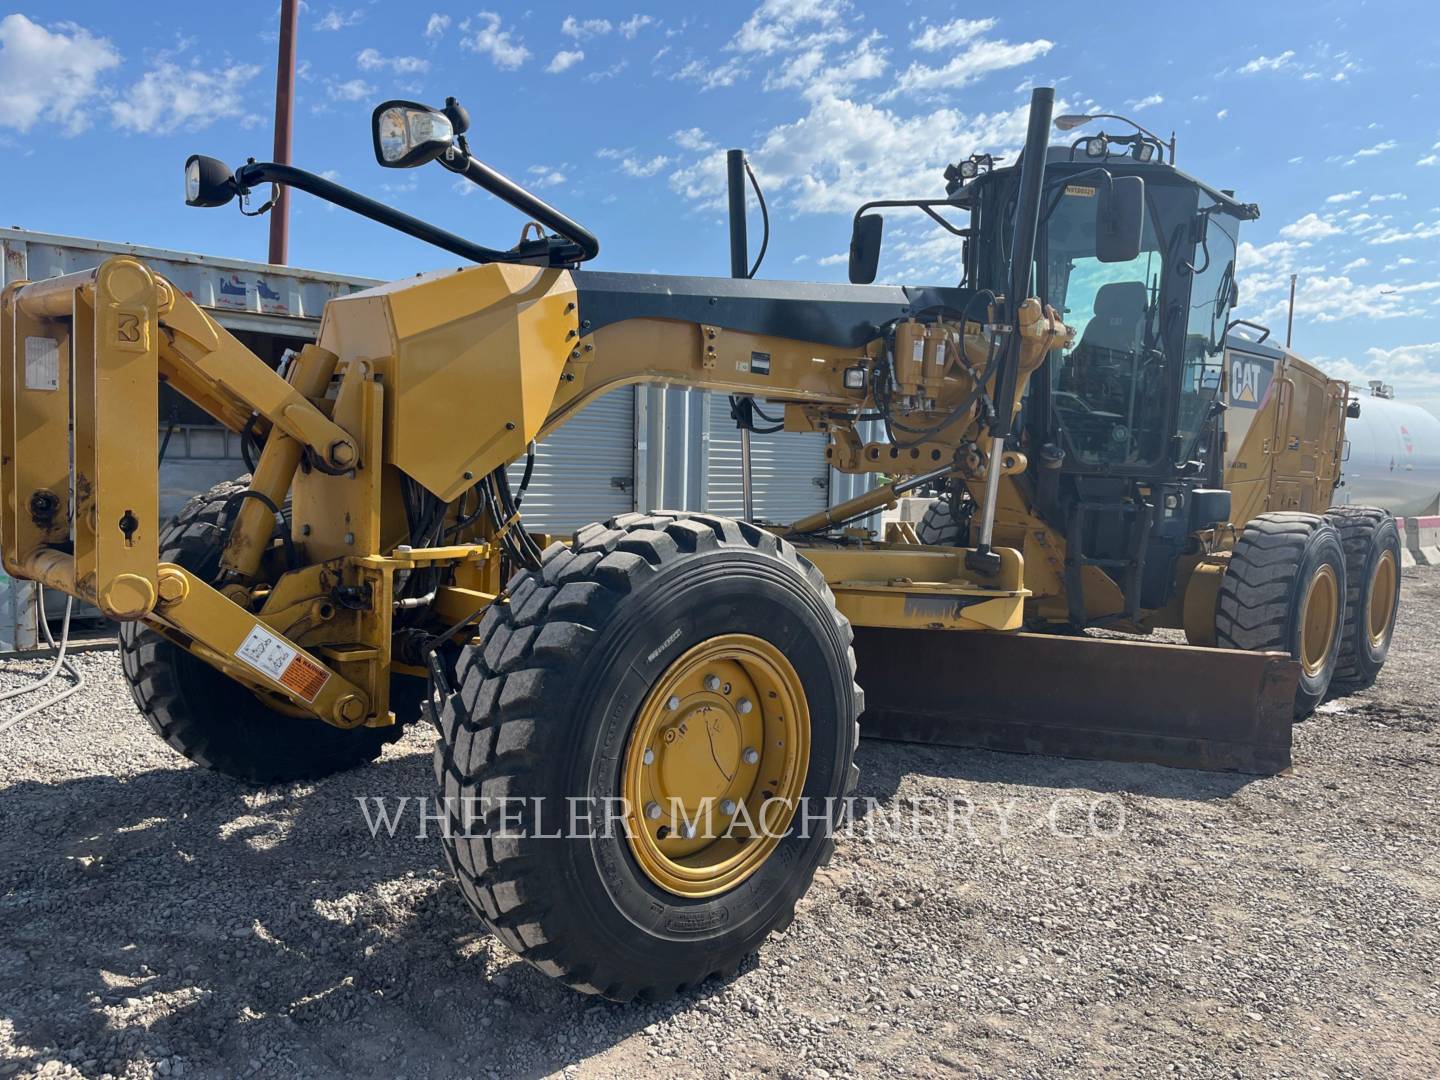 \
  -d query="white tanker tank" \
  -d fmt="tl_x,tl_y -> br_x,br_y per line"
1333,385 -> 1440,516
